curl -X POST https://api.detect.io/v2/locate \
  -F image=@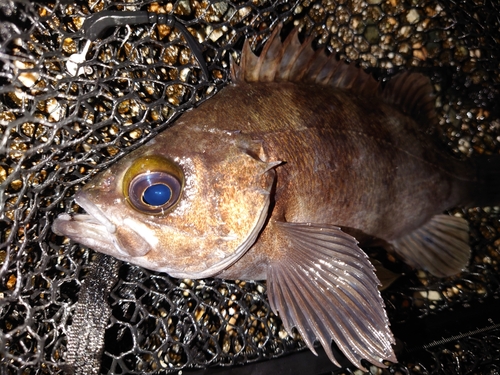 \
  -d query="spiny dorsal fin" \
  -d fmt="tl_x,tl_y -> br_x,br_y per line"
231,24 -> 437,127
231,24 -> 380,98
